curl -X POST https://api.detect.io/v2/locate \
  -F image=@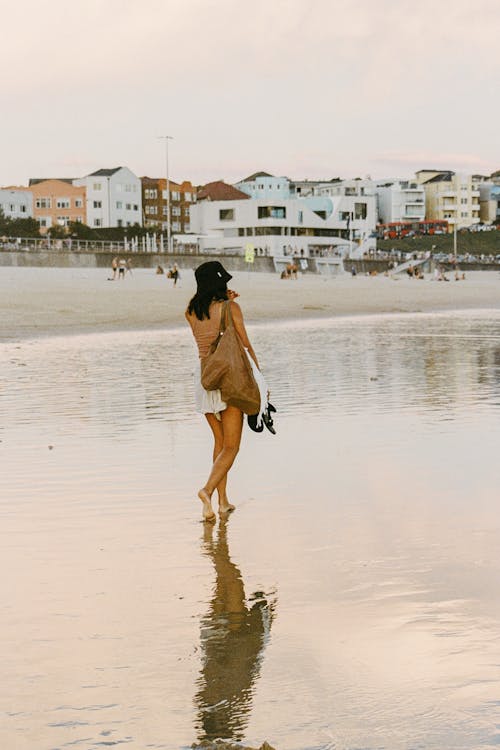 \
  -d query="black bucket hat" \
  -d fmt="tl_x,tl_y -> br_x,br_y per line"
194,261 -> 232,290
